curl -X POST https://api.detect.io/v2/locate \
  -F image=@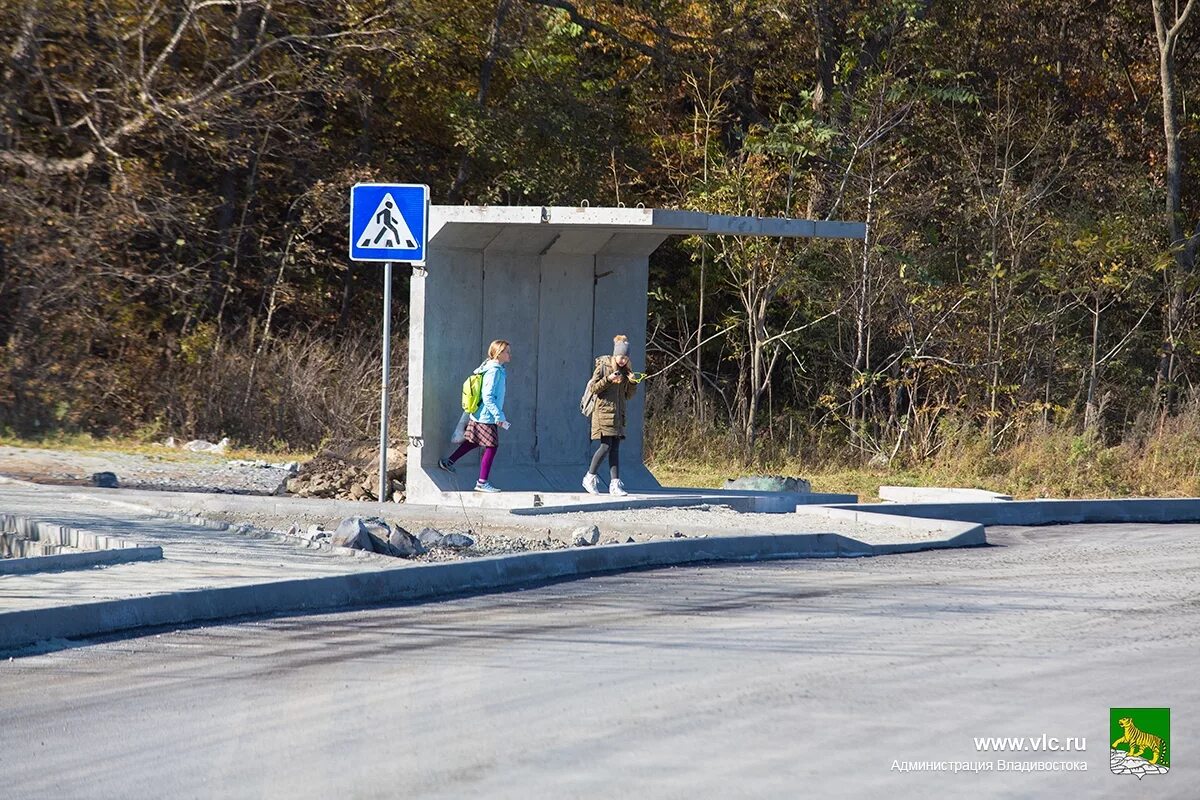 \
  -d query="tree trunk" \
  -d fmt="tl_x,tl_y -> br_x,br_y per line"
1151,0 -> 1199,402
1,0 -> 40,151
1086,296 -> 1100,429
